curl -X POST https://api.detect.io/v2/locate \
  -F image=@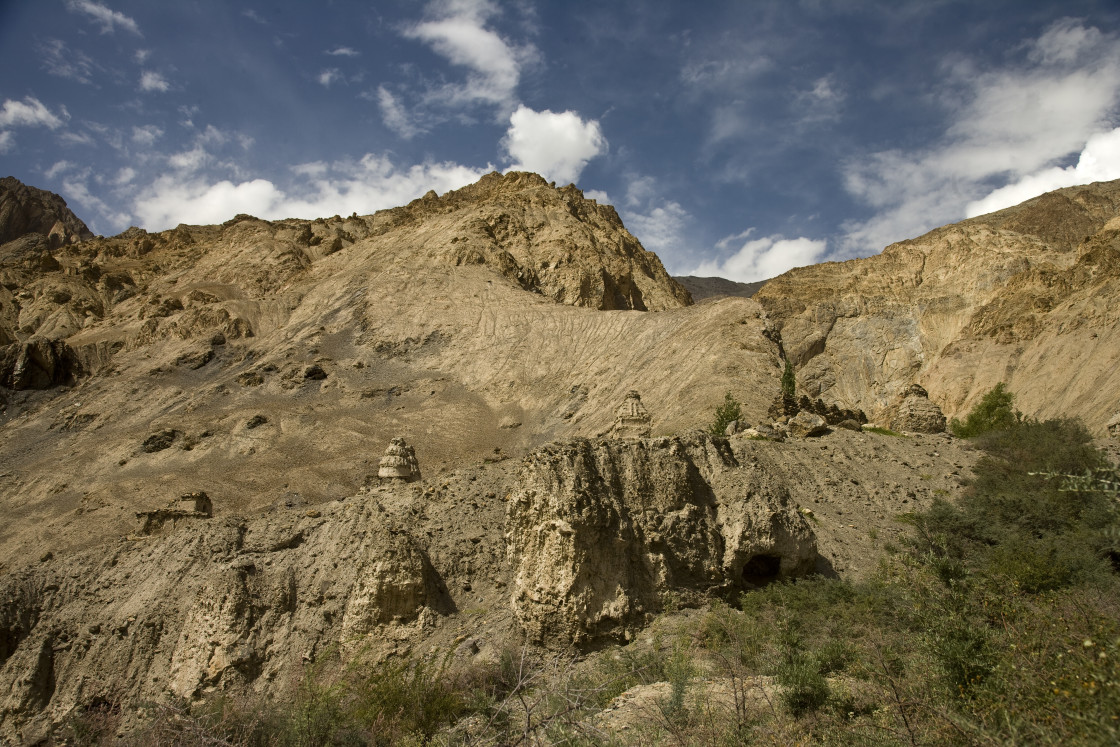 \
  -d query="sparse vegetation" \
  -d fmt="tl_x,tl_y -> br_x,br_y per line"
60,414 -> 1120,746
781,359 -> 796,400
709,390 -> 742,436
864,426 -> 905,436
950,381 -> 1021,437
